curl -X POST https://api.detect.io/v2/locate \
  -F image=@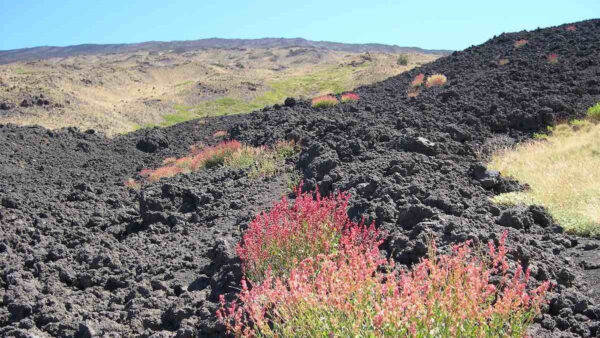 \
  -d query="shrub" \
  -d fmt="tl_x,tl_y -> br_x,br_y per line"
397,54 -> 409,66
213,130 -> 228,138
411,73 -> 425,87
425,74 -> 447,88
140,140 -> 242,181
141,140 -> 298,182
498,58 -> 510,66
547,53 -> 559,64
340,92 -> 359,103
219,231 -> 551,337
311,95 -> 339,108
235,186 -> 381,282
566,25 -> 576,32
587,102 -> 600,120
514,39 -> 528,48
